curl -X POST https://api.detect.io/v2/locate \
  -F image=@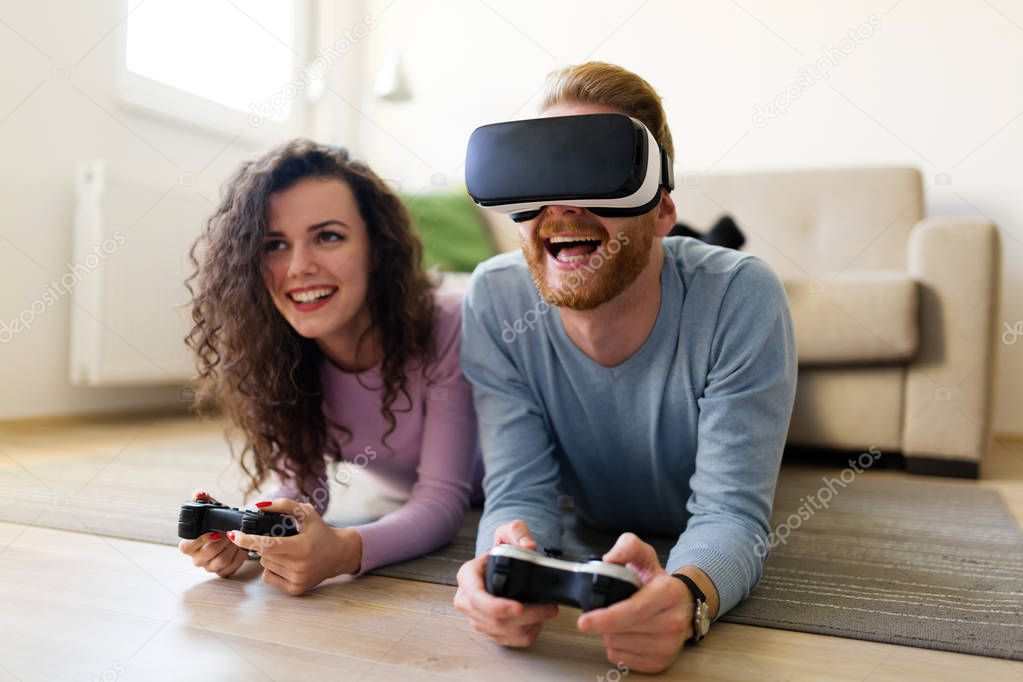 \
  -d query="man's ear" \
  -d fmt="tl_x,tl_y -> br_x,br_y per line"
653,188 -> 677,238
